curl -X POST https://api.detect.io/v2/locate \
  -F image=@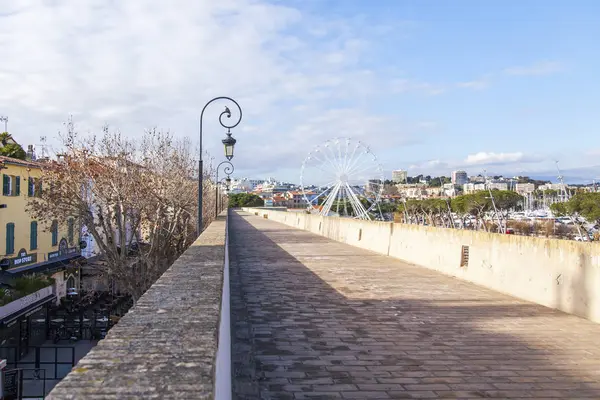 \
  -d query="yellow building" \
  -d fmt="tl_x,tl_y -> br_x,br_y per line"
0,155 -> 82,299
